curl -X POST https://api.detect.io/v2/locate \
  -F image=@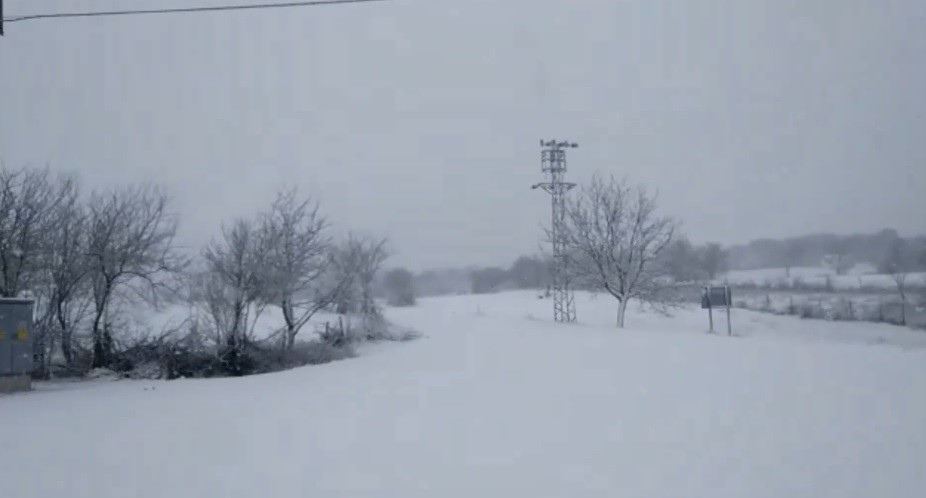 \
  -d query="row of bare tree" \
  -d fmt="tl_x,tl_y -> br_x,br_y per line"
0,165 -> 388,376
1,167 -> 185,370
